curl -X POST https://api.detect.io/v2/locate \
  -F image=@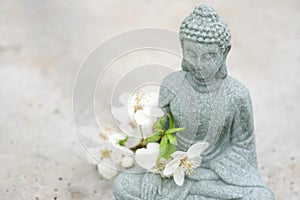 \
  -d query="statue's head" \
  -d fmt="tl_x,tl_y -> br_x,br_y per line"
179,5 -> 231,80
